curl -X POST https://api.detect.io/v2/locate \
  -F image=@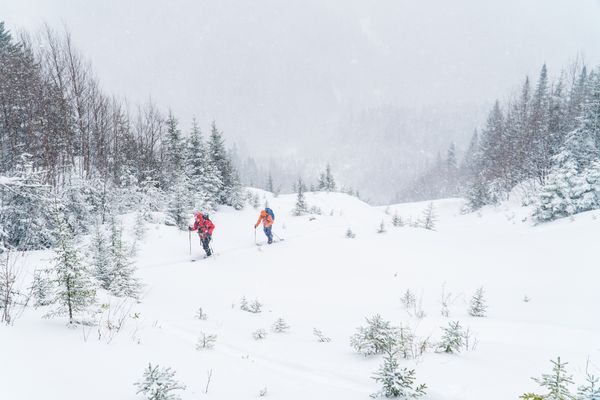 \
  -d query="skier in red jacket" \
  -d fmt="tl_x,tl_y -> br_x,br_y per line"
189,212 -> 215,257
